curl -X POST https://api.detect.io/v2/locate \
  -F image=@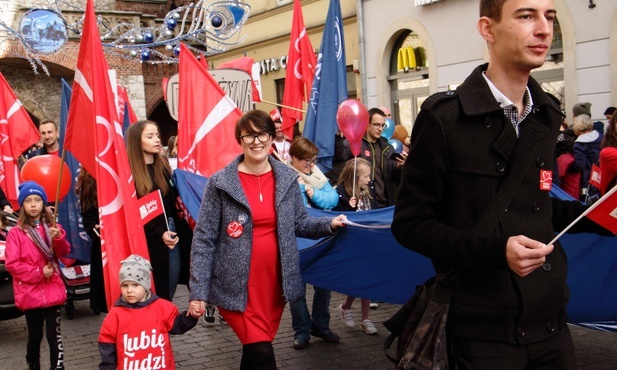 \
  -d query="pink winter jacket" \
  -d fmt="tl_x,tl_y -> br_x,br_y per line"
5,224 -> 71,311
